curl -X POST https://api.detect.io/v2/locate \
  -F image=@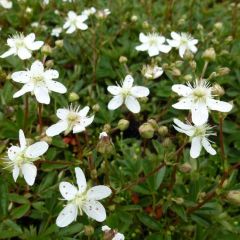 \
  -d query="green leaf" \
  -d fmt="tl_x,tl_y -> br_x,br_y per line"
0,178 -> 8,216
137,213 -> 161,230
11,204 -> 30,219
154,166 -> 166,190
171,205 -> 187,222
